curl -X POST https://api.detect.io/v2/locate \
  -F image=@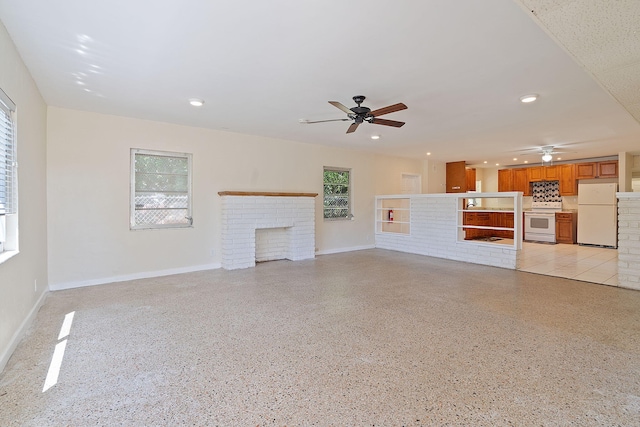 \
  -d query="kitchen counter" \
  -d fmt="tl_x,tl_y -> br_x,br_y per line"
465,206 -> 514,211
